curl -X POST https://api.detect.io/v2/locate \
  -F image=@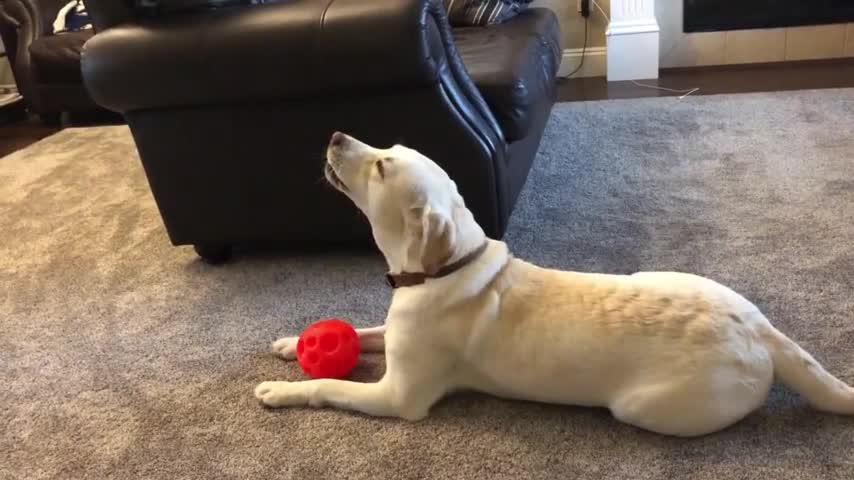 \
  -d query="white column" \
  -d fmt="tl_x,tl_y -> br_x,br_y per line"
606,0 -> 660,81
